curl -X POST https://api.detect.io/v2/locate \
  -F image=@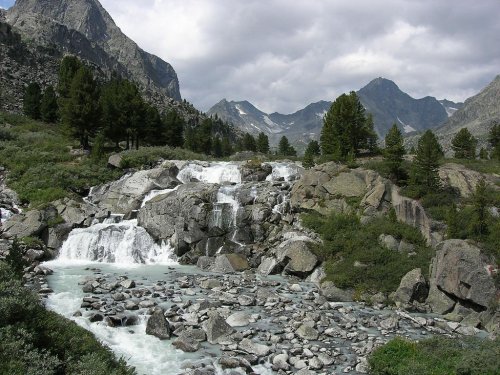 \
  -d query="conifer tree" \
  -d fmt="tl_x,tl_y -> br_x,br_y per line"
489,123 -> 500,161
470,178 -> 489,237
320,91 -> 377,159
221,137 -> 233,156
410,130 -> 443,192
256,132 -> 270,154
40,85 -> 58,123
23,82 -> 42,119
62,67 -> 100,149
58,56 -> 83,99
303,140 -> 321,169
384,124 -> 405,179
162,110 -> 185,148
212,136 -> 223,157
242,133 -> 257,152
451,128 -> 477,159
